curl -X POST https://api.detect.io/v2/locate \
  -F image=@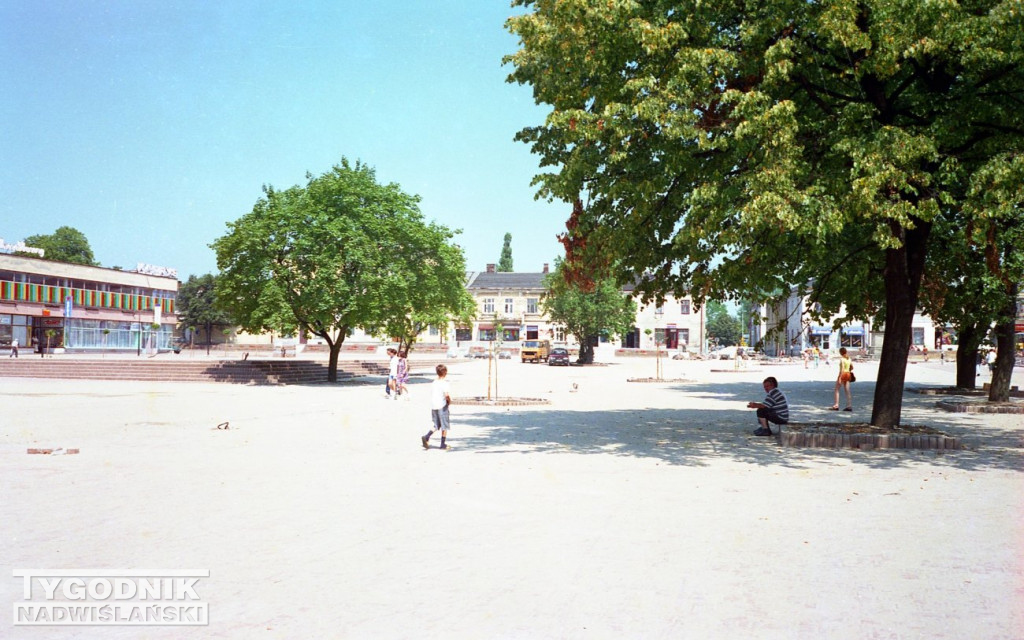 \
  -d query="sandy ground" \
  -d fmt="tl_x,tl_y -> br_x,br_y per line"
1,353 -> 1022,639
